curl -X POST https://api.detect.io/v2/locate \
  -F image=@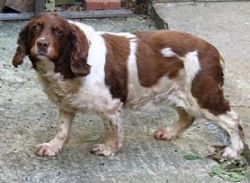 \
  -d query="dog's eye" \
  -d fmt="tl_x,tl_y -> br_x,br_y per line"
54,29 -> 64,37
31,25 -> 41,32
